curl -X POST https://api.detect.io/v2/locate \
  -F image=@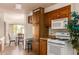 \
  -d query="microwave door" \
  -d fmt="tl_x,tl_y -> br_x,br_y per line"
51,19 -> 67,29
53,21 -> 62,29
